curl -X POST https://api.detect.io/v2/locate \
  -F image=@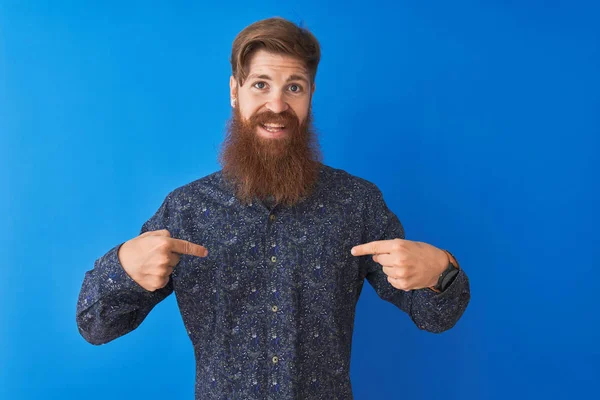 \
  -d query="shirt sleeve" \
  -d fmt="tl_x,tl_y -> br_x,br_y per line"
76,193 -> 175,345
362,185 -> 471,333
